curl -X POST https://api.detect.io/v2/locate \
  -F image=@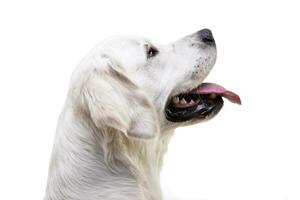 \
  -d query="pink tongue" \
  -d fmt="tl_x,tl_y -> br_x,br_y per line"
192,82 -> 242,105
